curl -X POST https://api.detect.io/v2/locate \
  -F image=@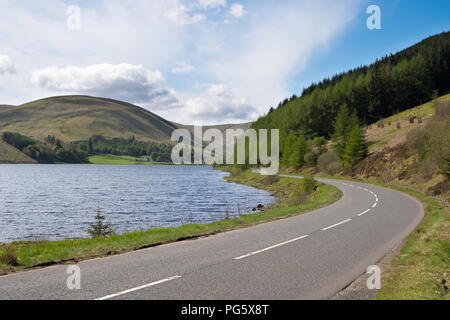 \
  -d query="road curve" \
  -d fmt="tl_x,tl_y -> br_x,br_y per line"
0,176 -> 424,300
